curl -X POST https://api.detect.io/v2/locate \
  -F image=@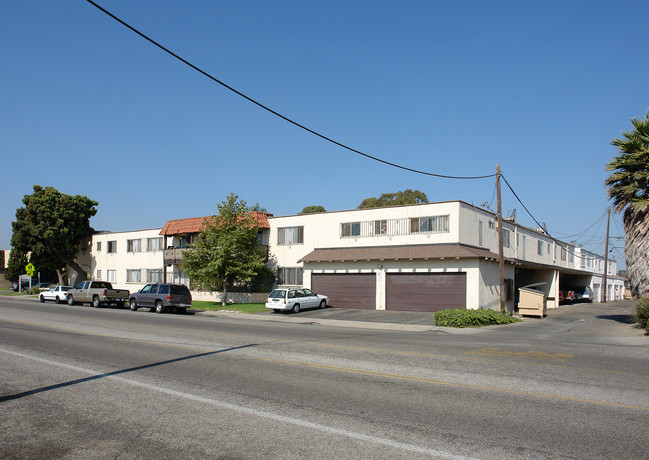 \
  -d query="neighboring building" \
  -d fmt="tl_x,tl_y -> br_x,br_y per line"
91,228 -> 165,292
159,212 -> 273,288
0,249 -> 10,289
